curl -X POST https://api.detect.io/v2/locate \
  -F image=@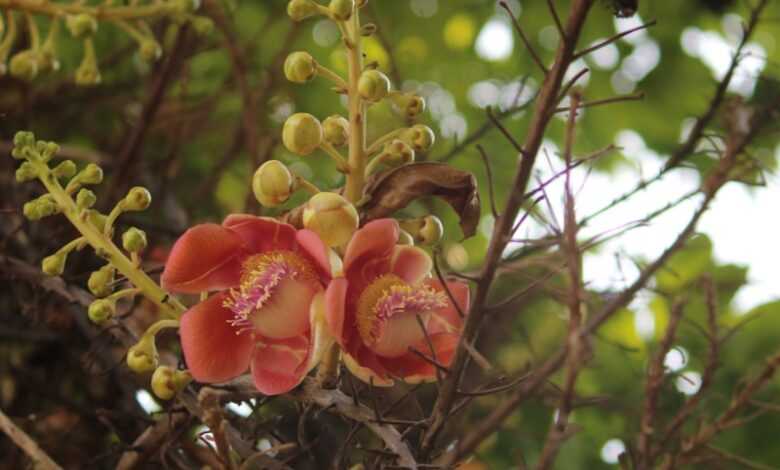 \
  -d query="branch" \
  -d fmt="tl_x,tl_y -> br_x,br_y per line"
499,1 -> 548,75
573,20 -> 657,60
0,407 -> 63,470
